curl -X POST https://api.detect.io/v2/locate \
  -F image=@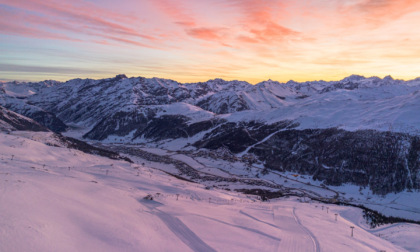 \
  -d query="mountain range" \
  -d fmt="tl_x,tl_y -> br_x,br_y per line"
1,74 -> 420,195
